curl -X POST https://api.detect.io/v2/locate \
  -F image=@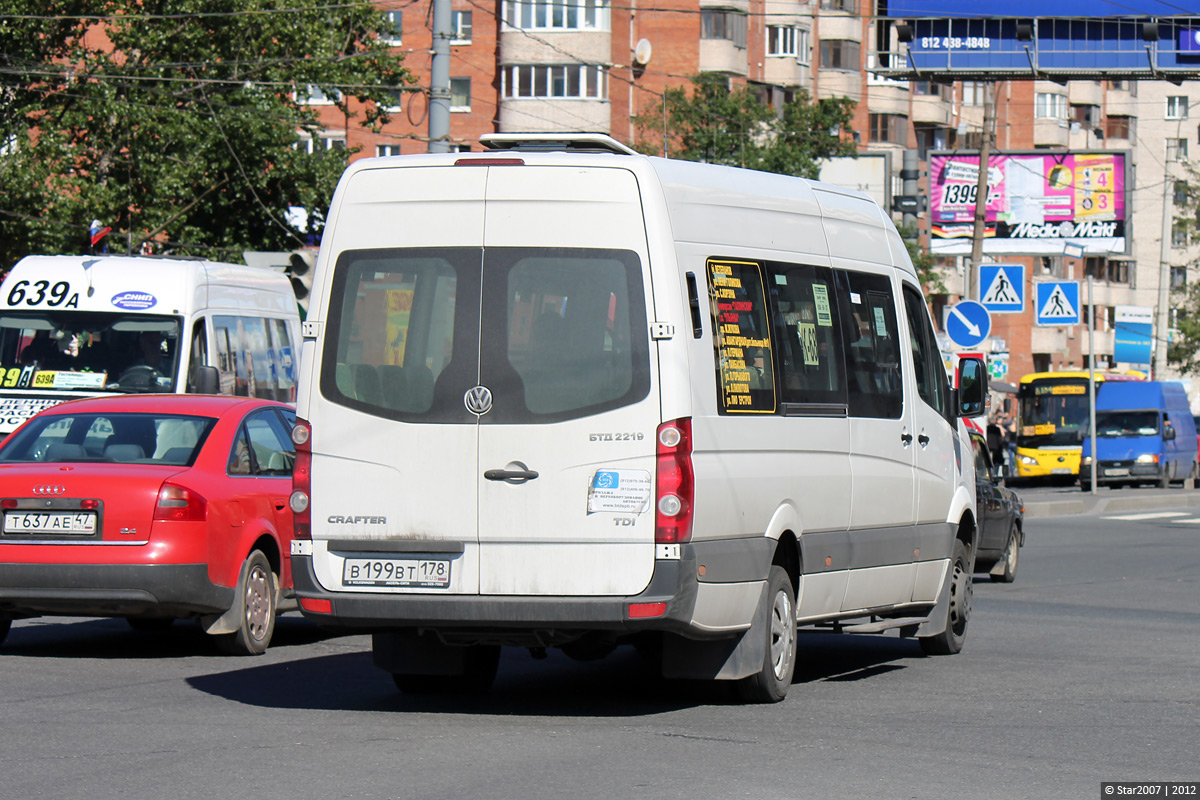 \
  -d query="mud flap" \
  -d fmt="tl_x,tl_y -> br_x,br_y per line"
916,560 -> 955,639
660,581 -> 768,681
